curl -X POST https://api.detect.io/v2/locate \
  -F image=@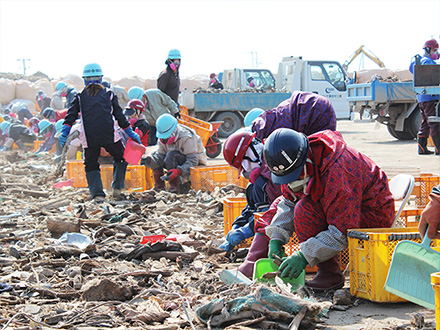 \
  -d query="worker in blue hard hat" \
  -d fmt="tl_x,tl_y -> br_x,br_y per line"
55,81 -> 77,108
59,63 -> 141,201
157,49 -> 181,105
0,120 -> 36,151
36,119 -> 57,153
141,113 -> 207,193
244,108 -> 264,128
